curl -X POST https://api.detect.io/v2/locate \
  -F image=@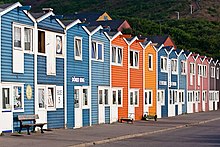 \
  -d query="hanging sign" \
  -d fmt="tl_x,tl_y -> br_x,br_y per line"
26,85 -> 32,100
